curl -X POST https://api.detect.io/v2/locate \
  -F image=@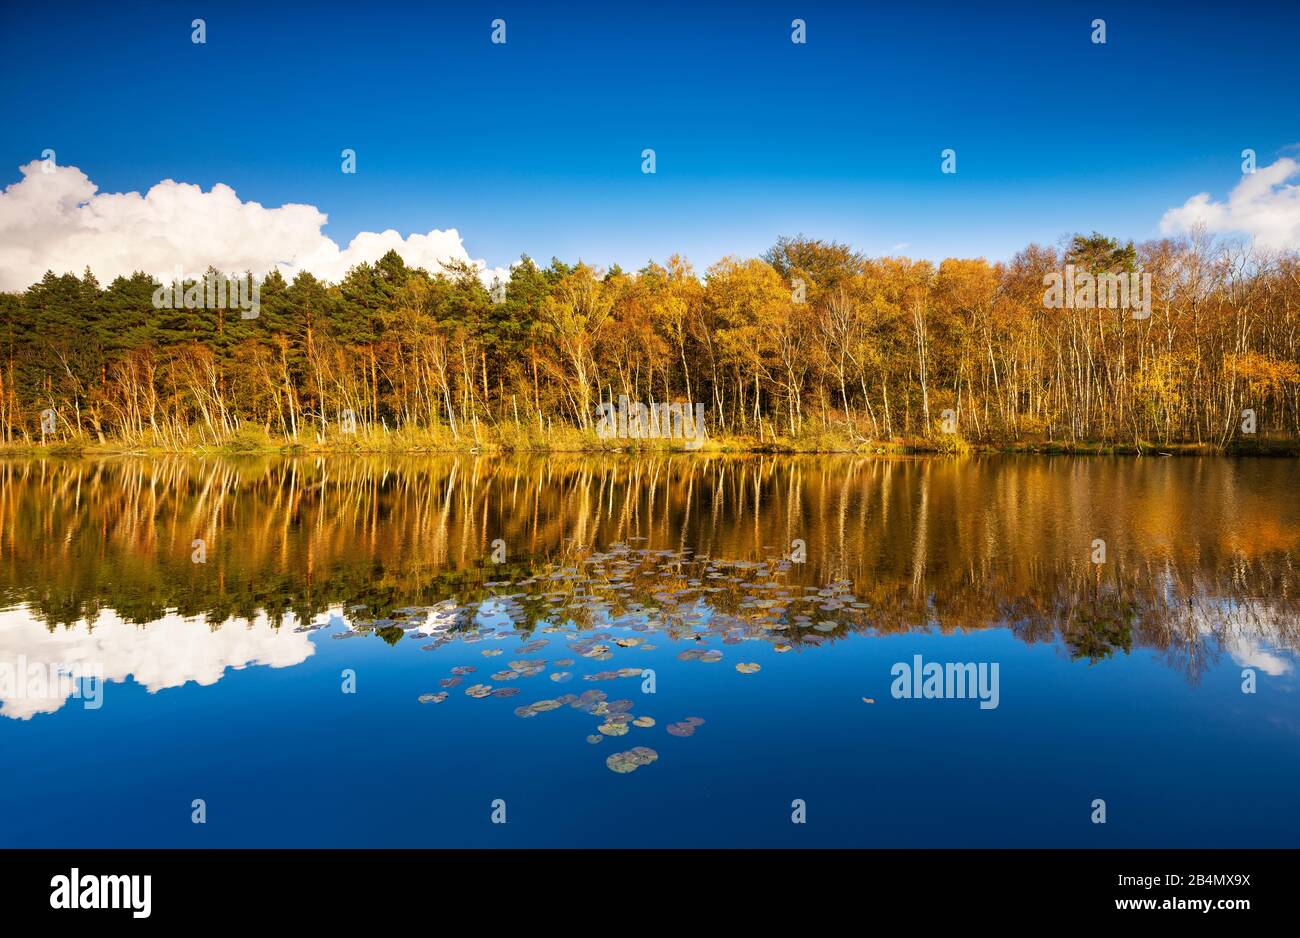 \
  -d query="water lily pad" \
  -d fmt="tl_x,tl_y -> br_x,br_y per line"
586,734 -> 603,744
598,722 -> 629,736
632,716 -> 655,728
465,684 -> 493,698
605,753 -> 638,773
550,671 -> 572,683
491,687 -> 520,698
439,677 -> 462,688
735,662 -> 761,674
530,699 -> 562,712
606,746 -> 658,774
